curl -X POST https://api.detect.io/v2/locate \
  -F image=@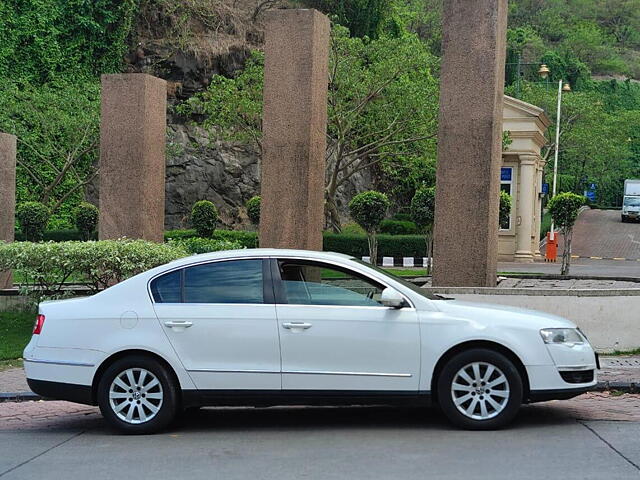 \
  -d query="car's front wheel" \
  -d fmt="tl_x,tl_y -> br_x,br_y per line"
437,348 -> 523,430
97,355 -> 179,434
